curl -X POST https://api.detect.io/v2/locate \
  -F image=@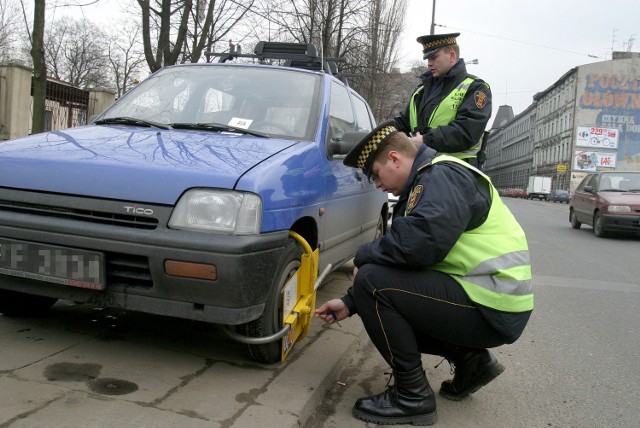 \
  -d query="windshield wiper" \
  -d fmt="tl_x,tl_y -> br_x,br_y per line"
94,116 -> 172,130
170,122 -> 268,138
